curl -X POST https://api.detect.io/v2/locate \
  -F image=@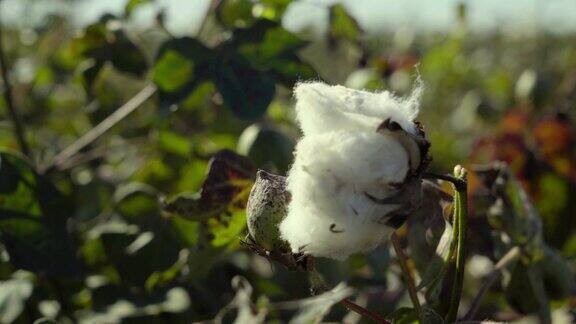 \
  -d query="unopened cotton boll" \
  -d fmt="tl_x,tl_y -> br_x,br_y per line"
246,170 -> 290,251
279,81 -> 429,260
